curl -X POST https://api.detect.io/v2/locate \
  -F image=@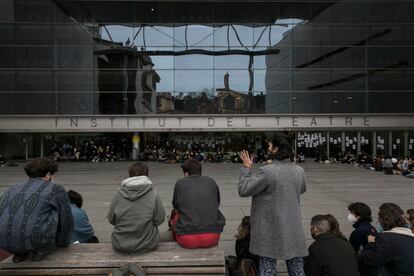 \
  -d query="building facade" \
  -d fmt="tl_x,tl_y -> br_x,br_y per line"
0,0 -> 413,158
